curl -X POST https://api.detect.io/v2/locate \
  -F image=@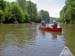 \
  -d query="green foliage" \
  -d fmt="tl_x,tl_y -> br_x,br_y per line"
0,0 -> 26,23
50,17 -> 58,22
0,0 -> 6,10
39,10 -> 50,22
0,0 -> 50,23
26,1 -> 37,22
17,0 -> 26,11
60,0 -> 75,23
0,10 -> 4,23
4,2 -> 12,22
34,15 -> 41,23
11,2 -> 25,23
